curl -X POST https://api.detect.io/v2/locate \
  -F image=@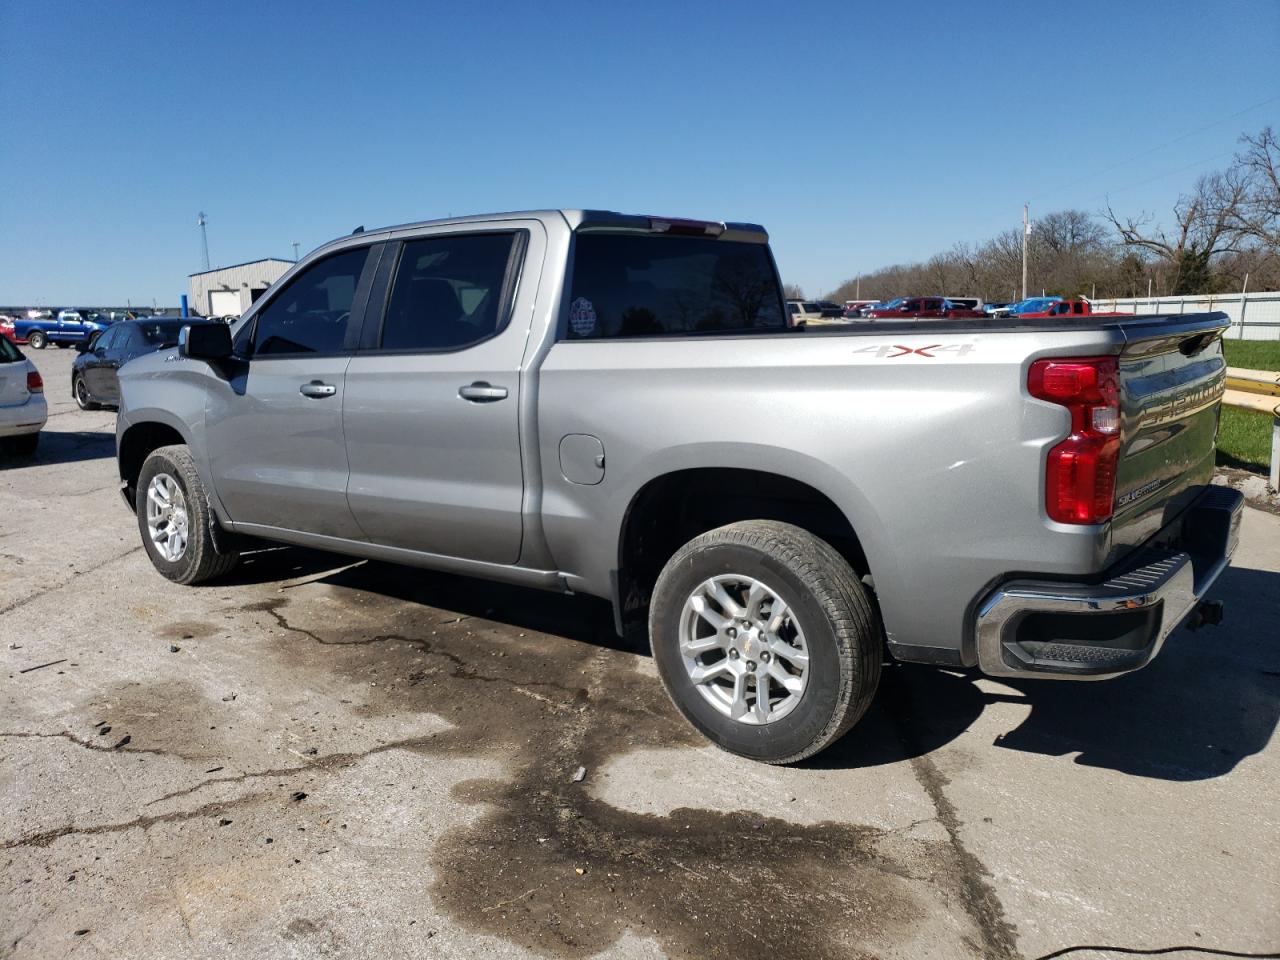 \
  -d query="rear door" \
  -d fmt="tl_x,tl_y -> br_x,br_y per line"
342,221 -> 543,563
204,244 -> 378,538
